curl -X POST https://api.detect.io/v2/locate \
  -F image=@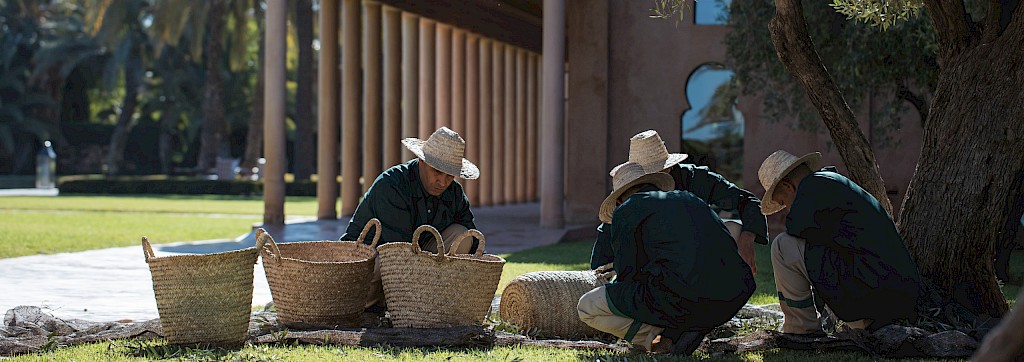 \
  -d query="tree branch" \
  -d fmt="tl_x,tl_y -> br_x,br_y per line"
982,0 -> 1003,43
923,0 -> 973,62
769,0 -> 894,216
896,83 -> 929,128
